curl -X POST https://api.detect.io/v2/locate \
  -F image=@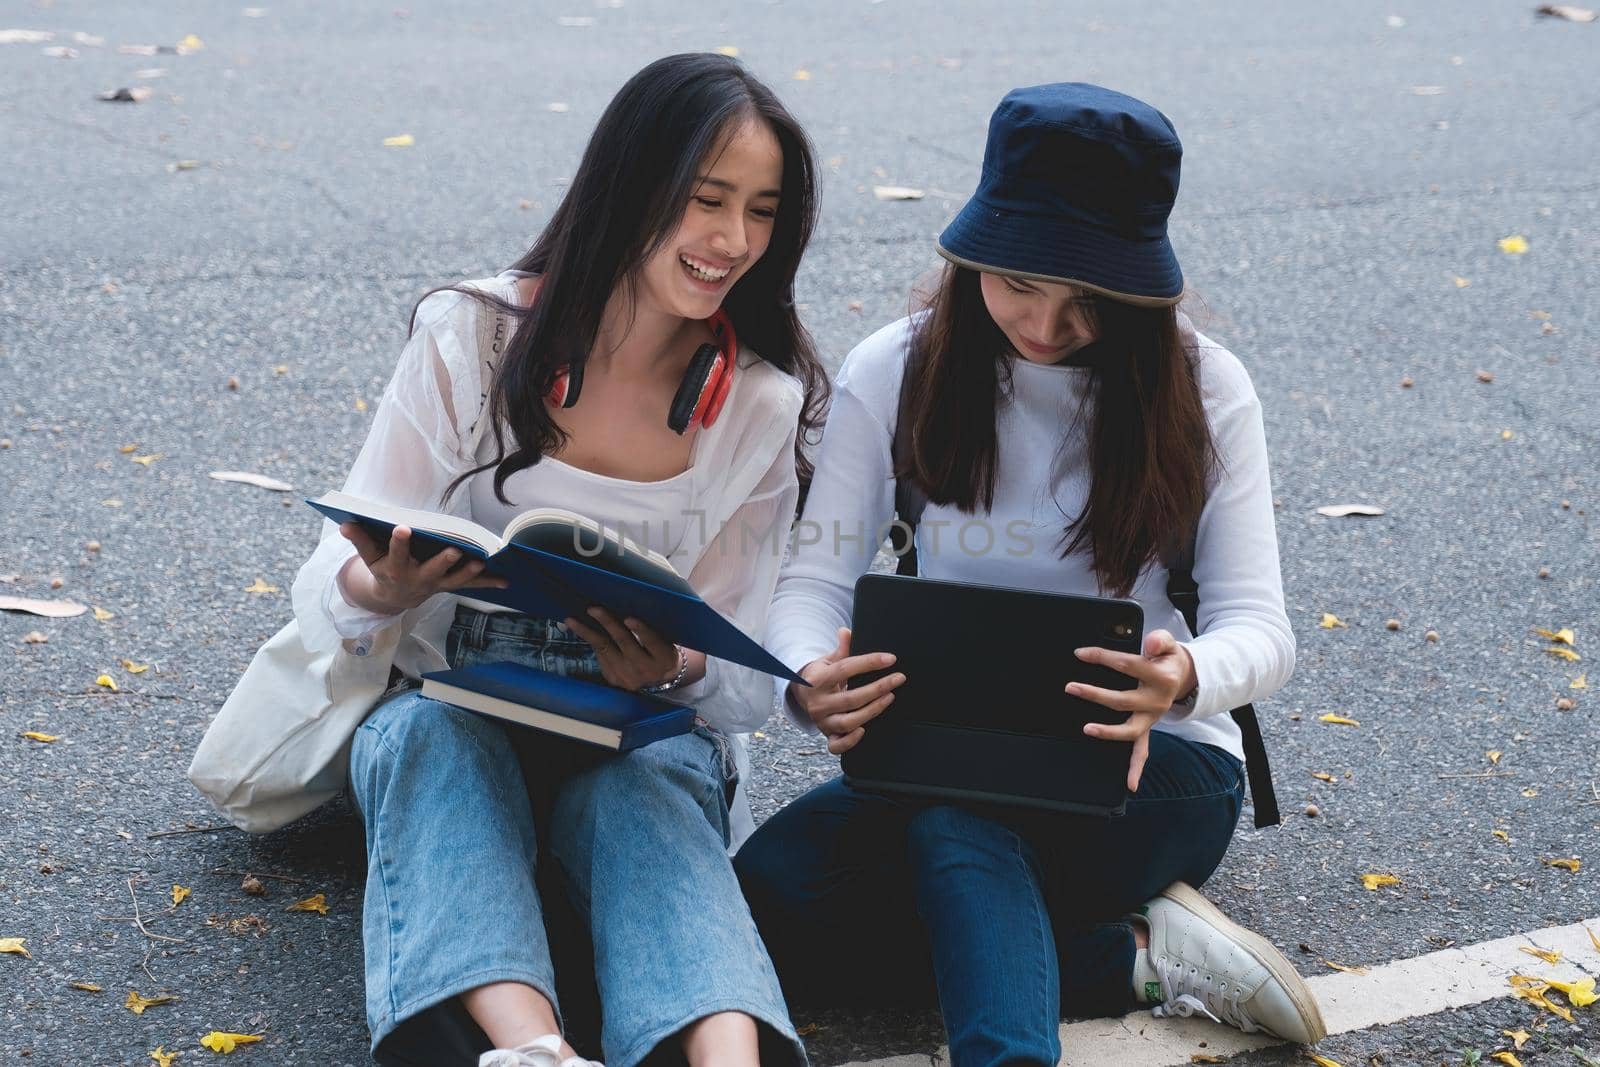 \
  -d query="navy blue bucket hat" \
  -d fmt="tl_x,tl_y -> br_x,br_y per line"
937,82 -> 1185,307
